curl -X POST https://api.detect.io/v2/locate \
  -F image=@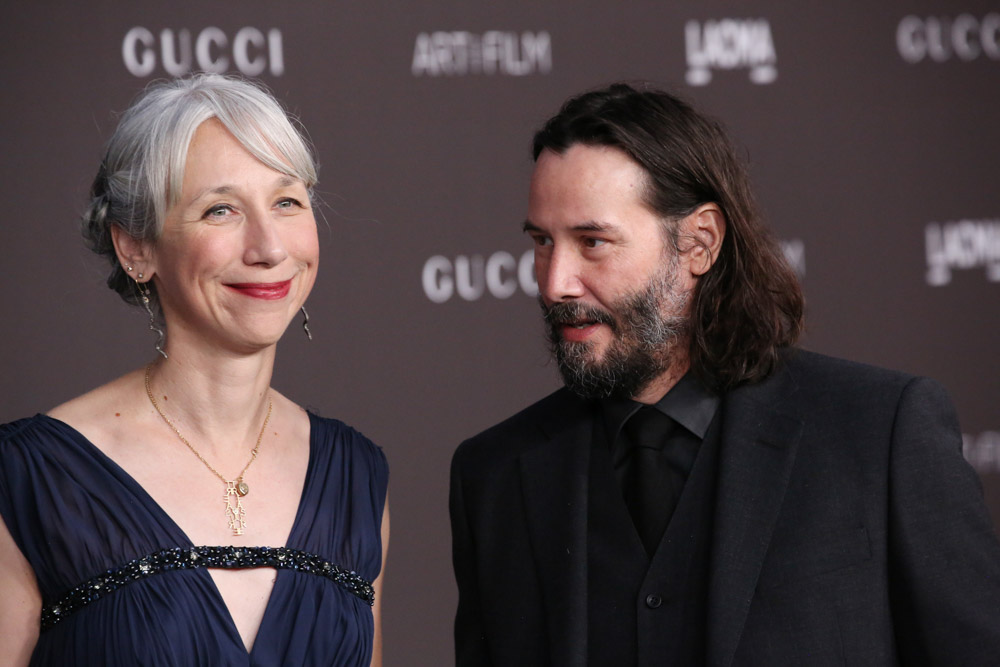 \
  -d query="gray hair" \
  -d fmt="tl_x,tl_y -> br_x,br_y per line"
82,73 -> 318,307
